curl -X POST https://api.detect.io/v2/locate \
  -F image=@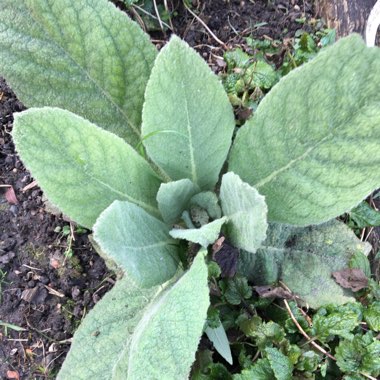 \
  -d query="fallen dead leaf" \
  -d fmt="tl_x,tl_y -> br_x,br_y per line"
6,370 -> 19,380
332,268 -> 368,292
22,180 -> 38,192
25,348 -> 34,358
49,257 -> 61,269
254,285 -> 293,299
4,186 -> 18,205
213,238 -> 239,278
212,236 -> 225,254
